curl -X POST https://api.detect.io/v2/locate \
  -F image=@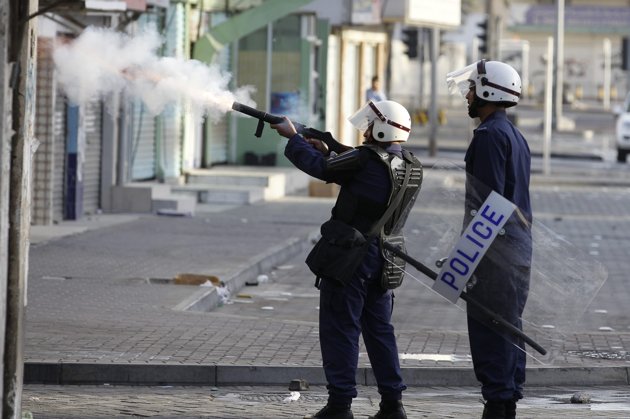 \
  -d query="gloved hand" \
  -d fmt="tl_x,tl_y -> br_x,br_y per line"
270,116 -> 298,139
304,138 -> 329,154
